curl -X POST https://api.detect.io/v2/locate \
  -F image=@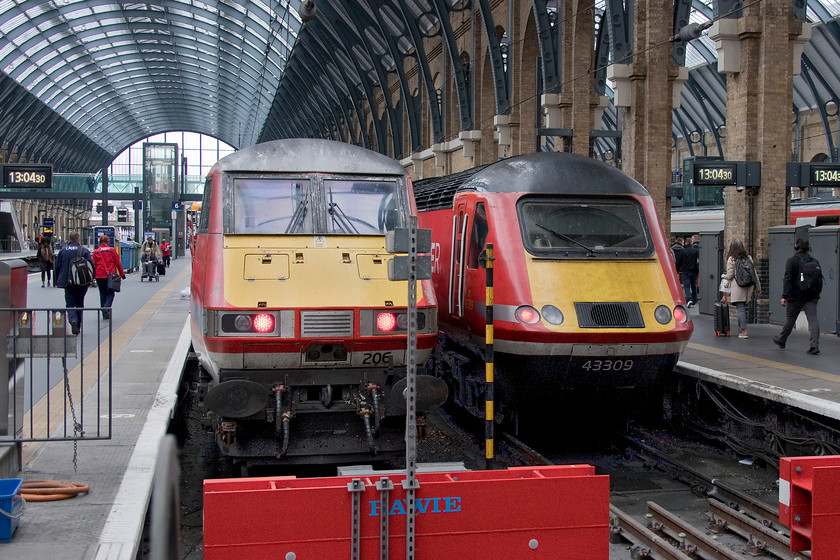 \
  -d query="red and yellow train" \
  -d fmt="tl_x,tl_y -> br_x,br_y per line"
190,139 -> 440,468
413,152 -> 693,421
